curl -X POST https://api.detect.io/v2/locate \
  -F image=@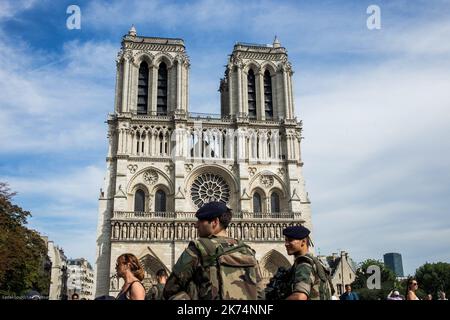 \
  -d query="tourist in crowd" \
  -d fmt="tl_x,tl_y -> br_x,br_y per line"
339,284 -> 359,300
387,290 -> 403,300
405,278 -> 420,300
147,268 -> 168,300
115,253 -> 146,300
